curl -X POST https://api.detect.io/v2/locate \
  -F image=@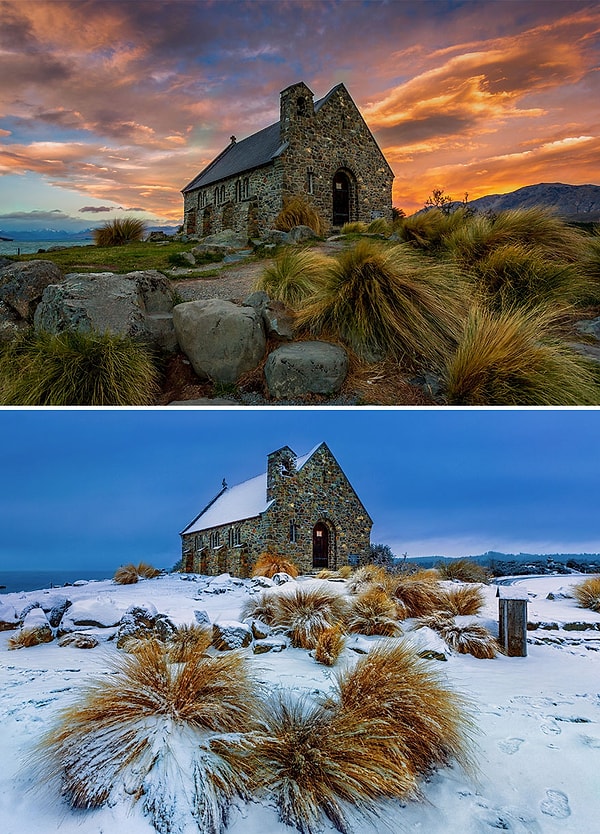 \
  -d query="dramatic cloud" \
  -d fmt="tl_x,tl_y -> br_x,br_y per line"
0,209 -> 70,221
0,0 -> 598,220
78,205 -> 118,213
